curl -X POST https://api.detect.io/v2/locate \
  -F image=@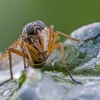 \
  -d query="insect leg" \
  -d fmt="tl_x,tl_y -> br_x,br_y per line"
8,49 -> 13,79
0,49 -> 13,86
23,42 -> 47,66
47,42 -> 82,84
50,29 -> 80,47
22,42 -> 33,66
48,25 -> 54,48
56,31 -> 80,42
22,42 -> 46,63
0,48 -> 29,86
56,30 -> 100,42
51,32 -> 58,46
22,42 -> 45,67
21,43 -> 26,69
